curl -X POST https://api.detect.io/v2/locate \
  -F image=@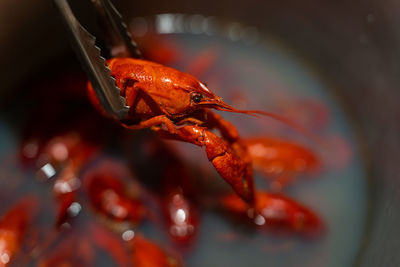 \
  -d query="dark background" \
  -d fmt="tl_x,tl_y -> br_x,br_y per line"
1,0 -> 399,265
